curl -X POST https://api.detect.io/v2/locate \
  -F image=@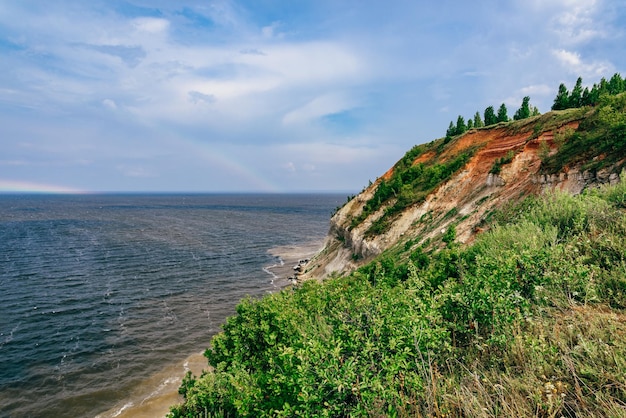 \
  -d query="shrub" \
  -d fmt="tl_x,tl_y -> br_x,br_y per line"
170,179 -> 626,417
